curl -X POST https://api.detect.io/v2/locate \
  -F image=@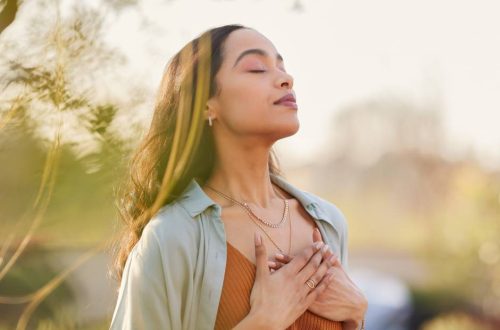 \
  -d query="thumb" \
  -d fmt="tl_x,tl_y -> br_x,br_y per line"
254,231 -> 269,280
313,227 -> 323,243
